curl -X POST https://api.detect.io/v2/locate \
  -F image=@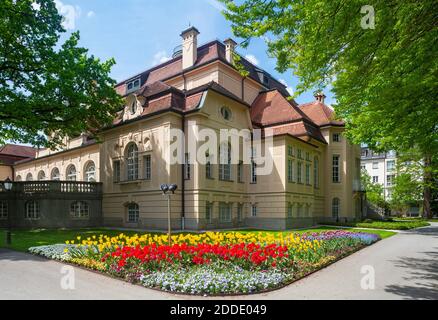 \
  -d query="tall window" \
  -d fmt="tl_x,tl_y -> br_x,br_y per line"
113,160 -> 121,182
51,168 -> 60,181
297,204 -> 303,217
297,162 -> 303,183
0,201 -> 8,219
387,175 -> 394,187
305,163 -> 311,185
25,201 -> 40,220
127,143 -> 138,181
287,204 -> 293,218
332,198 -> 340,219
251,160 -> 257,183
16,175 -> 22,181
314,157 -> 319,188
332,155 -> 340,183
305,205 -> 310,217
237,204 -> 243,222
219,143 -> 231,181
237,161 -> 243,182
333,133 -> 341,142
127,203 -> 139,223
66,165 -> 77,181
184,153 -> 190,180
387,160 -> 395,171
84,162 -> 96,182
143,155 -> 151,180
205,153 -> 212,179
287,145 -> 294,157
26,173 -> 33,181
373,176 -> 379,183
251,204 -> 258,217
219,202 -> 232,223
70,201 -> 89,219
205,202 -> 213,223
288,159 -> 294,182
297,149 -> 303,159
